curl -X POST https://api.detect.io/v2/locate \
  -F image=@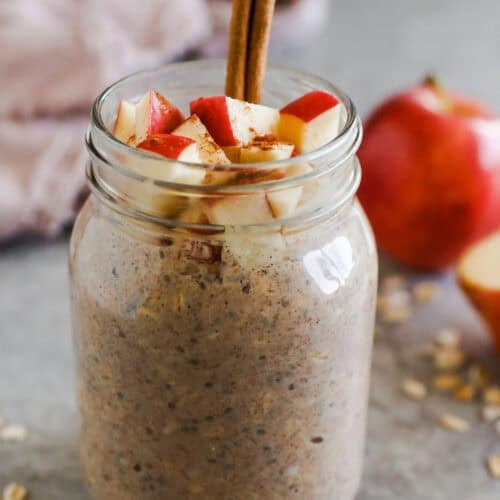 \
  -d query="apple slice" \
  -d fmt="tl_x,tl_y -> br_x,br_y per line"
135,90 -> 185,145
278,90 -> 342,153
266,163 -> 314,219
203,194 -> 286,268
266,188 -> 303,219
458,231 -> 500,350
121,134 -> 206,216
203,193 -> 274,226
173,114 -> 230,165
190,96 -> 279,147
138,134 -> 196,160
136,134 -> 206,184
240,140 -> 294,163
113,100 -> 136,143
